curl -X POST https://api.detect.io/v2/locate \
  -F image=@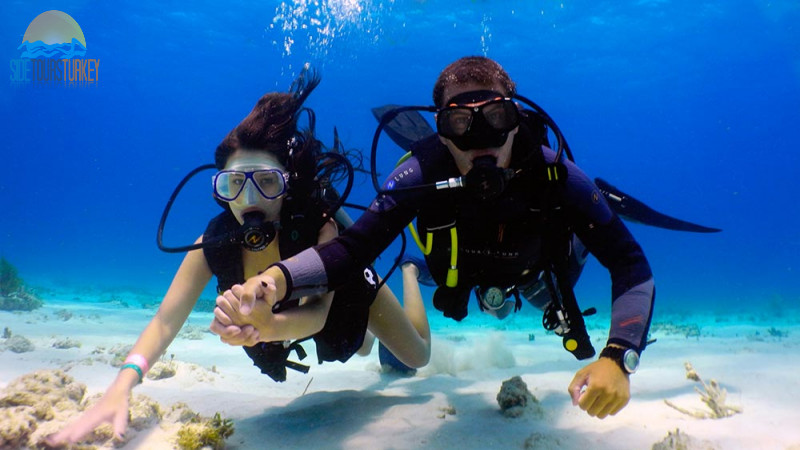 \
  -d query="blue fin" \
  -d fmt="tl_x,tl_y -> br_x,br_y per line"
400,254 -> 436,287
378,342 -> 416,376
